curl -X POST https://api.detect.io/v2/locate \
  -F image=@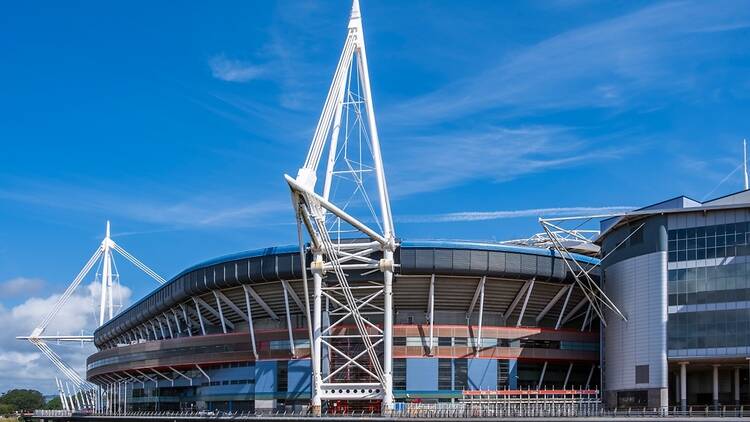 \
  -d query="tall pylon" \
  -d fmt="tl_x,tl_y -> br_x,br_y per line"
16,221 -> 167,412
285,0 -> 396,414
743,139 -> 748,191
99,221 -> 115,326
